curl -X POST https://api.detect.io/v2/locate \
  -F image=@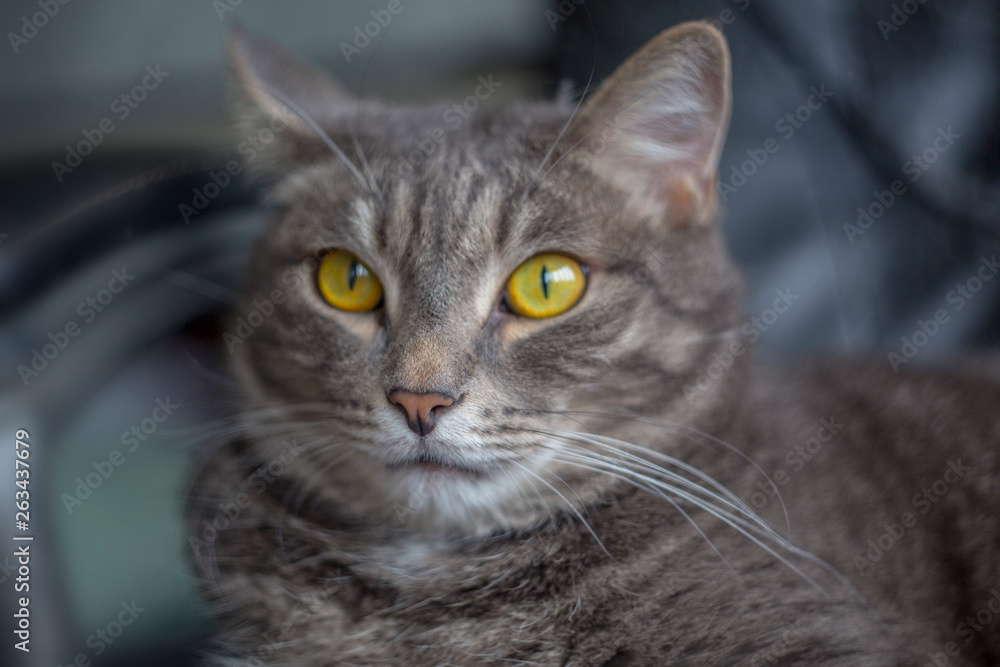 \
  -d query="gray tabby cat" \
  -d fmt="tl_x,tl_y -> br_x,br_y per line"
187,22 -> 1000,666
